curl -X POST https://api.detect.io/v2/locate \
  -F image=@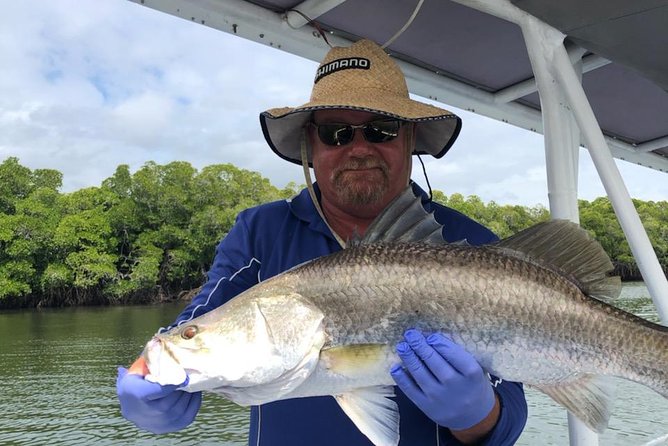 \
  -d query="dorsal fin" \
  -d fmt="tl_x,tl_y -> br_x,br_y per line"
357,186 -> 445,246
495,219 -> 621,300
